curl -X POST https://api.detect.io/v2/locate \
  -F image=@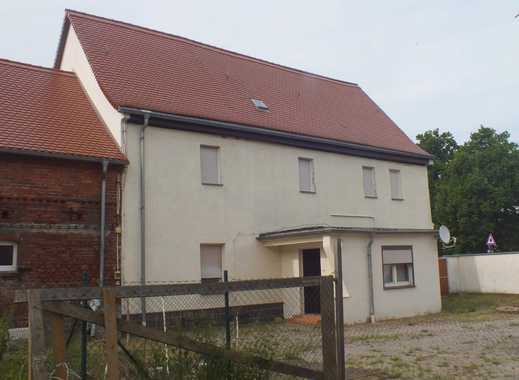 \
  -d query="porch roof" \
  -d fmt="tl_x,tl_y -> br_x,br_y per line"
257,225 -> 436,243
